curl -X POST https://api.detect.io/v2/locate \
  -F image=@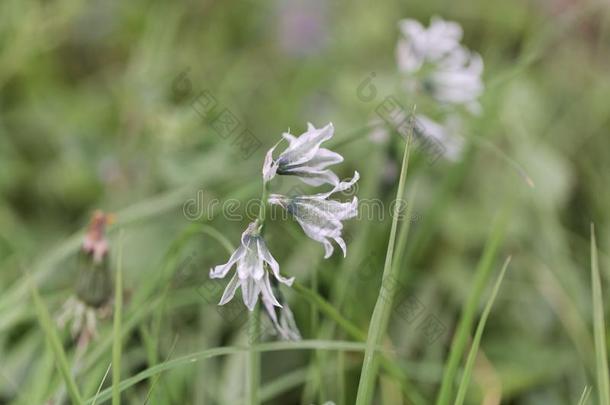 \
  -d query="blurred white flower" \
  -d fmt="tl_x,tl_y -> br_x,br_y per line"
396,17 -> 463,72
262,280 -> 301,341
210,222 -> 294,311
262,122 -> 343,186
429,50 -> 484,114
268,172 -> 359,258
415,114 -> 464,161
396,16 -> 484,114
57,297 -> 98,341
